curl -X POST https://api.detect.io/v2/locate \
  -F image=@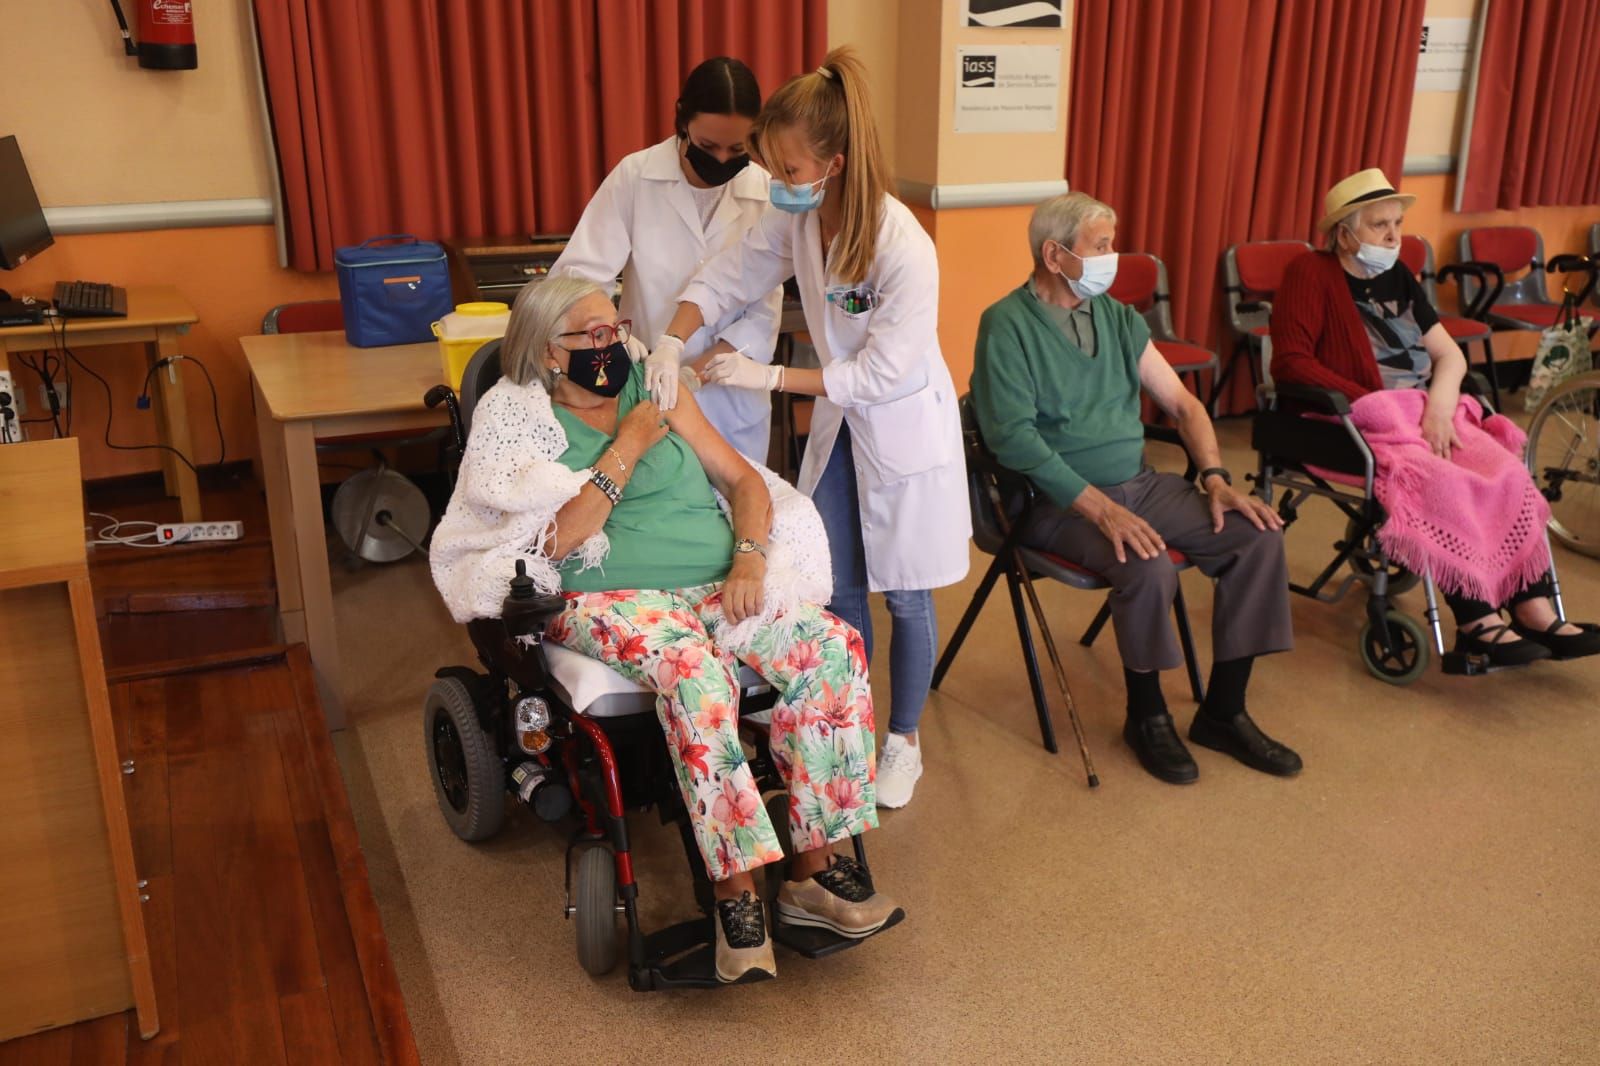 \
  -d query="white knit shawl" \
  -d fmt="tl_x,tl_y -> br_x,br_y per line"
428,376 -> 833,650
